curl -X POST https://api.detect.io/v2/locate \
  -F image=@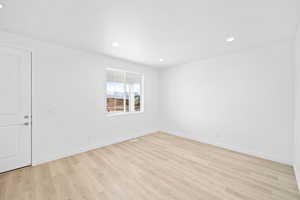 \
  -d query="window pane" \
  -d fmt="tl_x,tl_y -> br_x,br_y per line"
125,84 -> 129,112
126,72 -> 142,112
106,81 -> 125,112
132,83 -> 141,112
